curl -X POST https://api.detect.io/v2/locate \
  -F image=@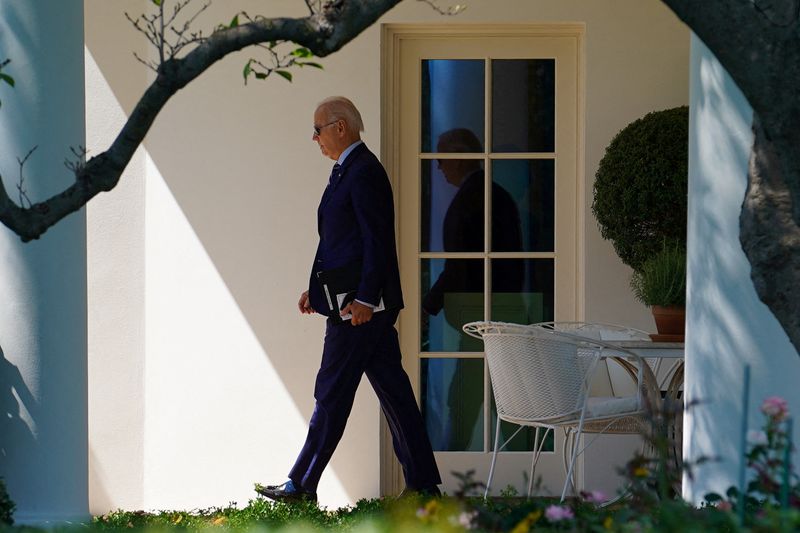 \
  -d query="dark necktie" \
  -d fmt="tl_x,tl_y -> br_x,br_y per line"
329,163 -> 342,188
